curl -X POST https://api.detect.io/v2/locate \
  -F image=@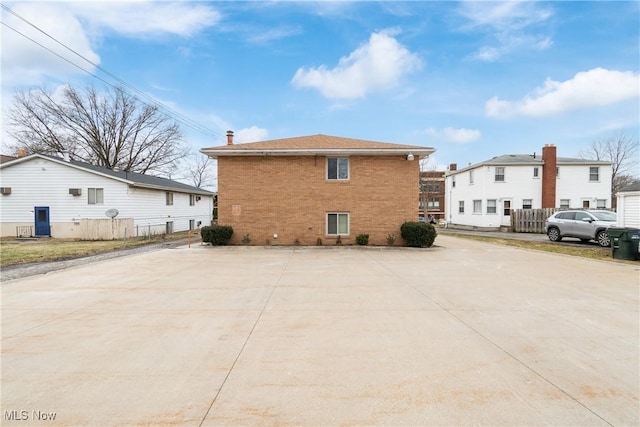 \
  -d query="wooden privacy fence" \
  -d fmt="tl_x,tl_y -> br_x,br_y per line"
511,208 -> 557,233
